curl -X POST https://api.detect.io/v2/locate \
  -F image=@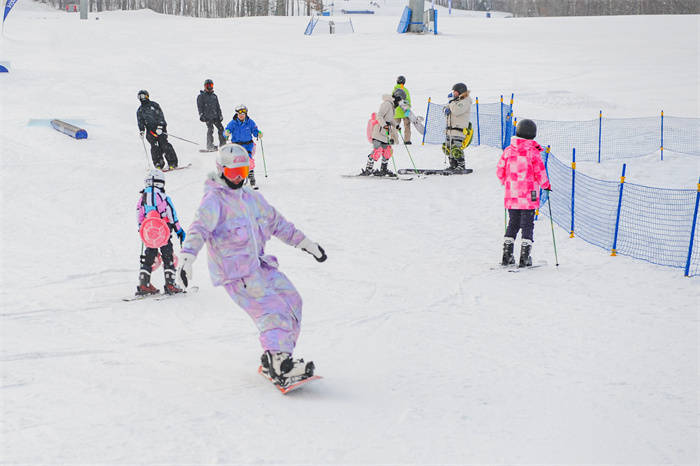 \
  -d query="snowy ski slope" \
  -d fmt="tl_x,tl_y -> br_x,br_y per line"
0,1 -> 698,463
